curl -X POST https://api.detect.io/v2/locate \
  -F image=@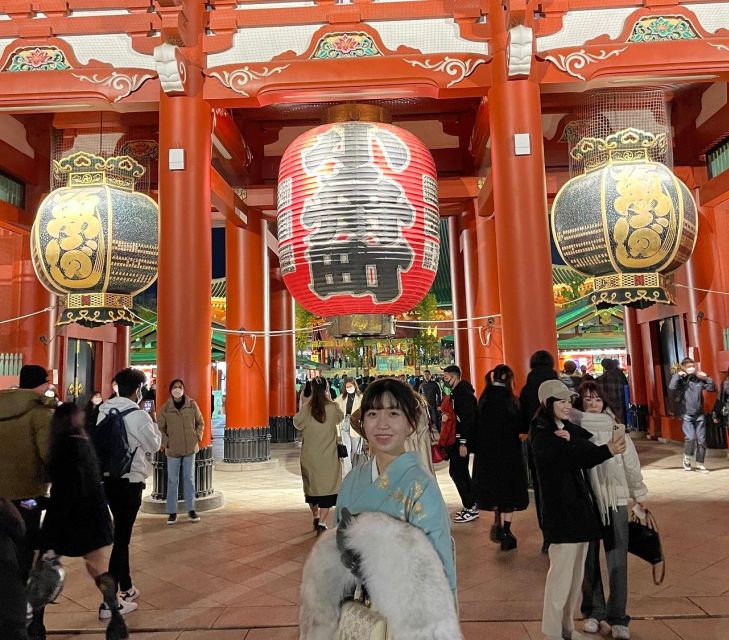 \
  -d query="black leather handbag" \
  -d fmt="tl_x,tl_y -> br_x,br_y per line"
628,509 -> 665,584
337,443 -> 349,459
